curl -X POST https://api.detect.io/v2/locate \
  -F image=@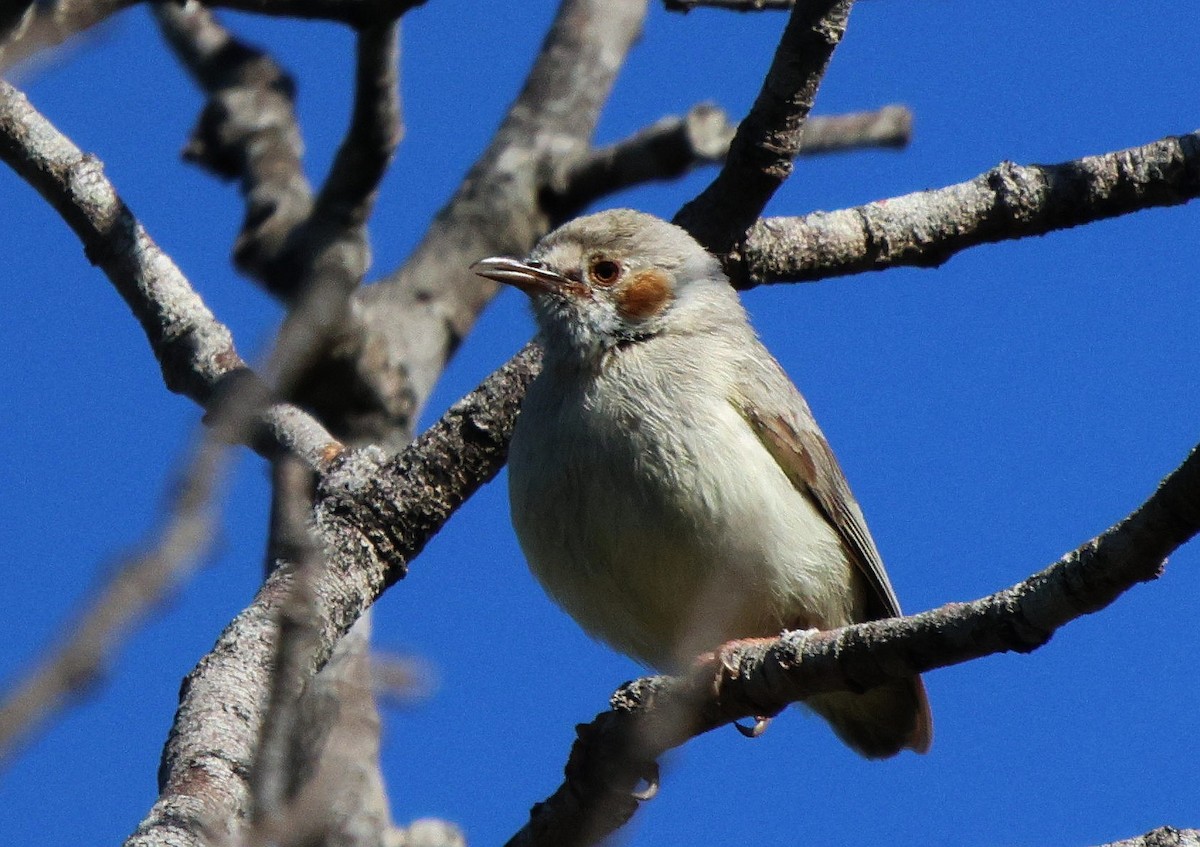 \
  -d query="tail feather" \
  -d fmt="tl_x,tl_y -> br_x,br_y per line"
806,676 -> 932,759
